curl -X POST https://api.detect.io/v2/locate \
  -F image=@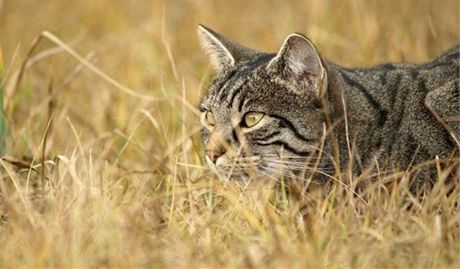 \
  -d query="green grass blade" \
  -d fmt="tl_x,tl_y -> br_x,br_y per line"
0,80 -> 7,156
